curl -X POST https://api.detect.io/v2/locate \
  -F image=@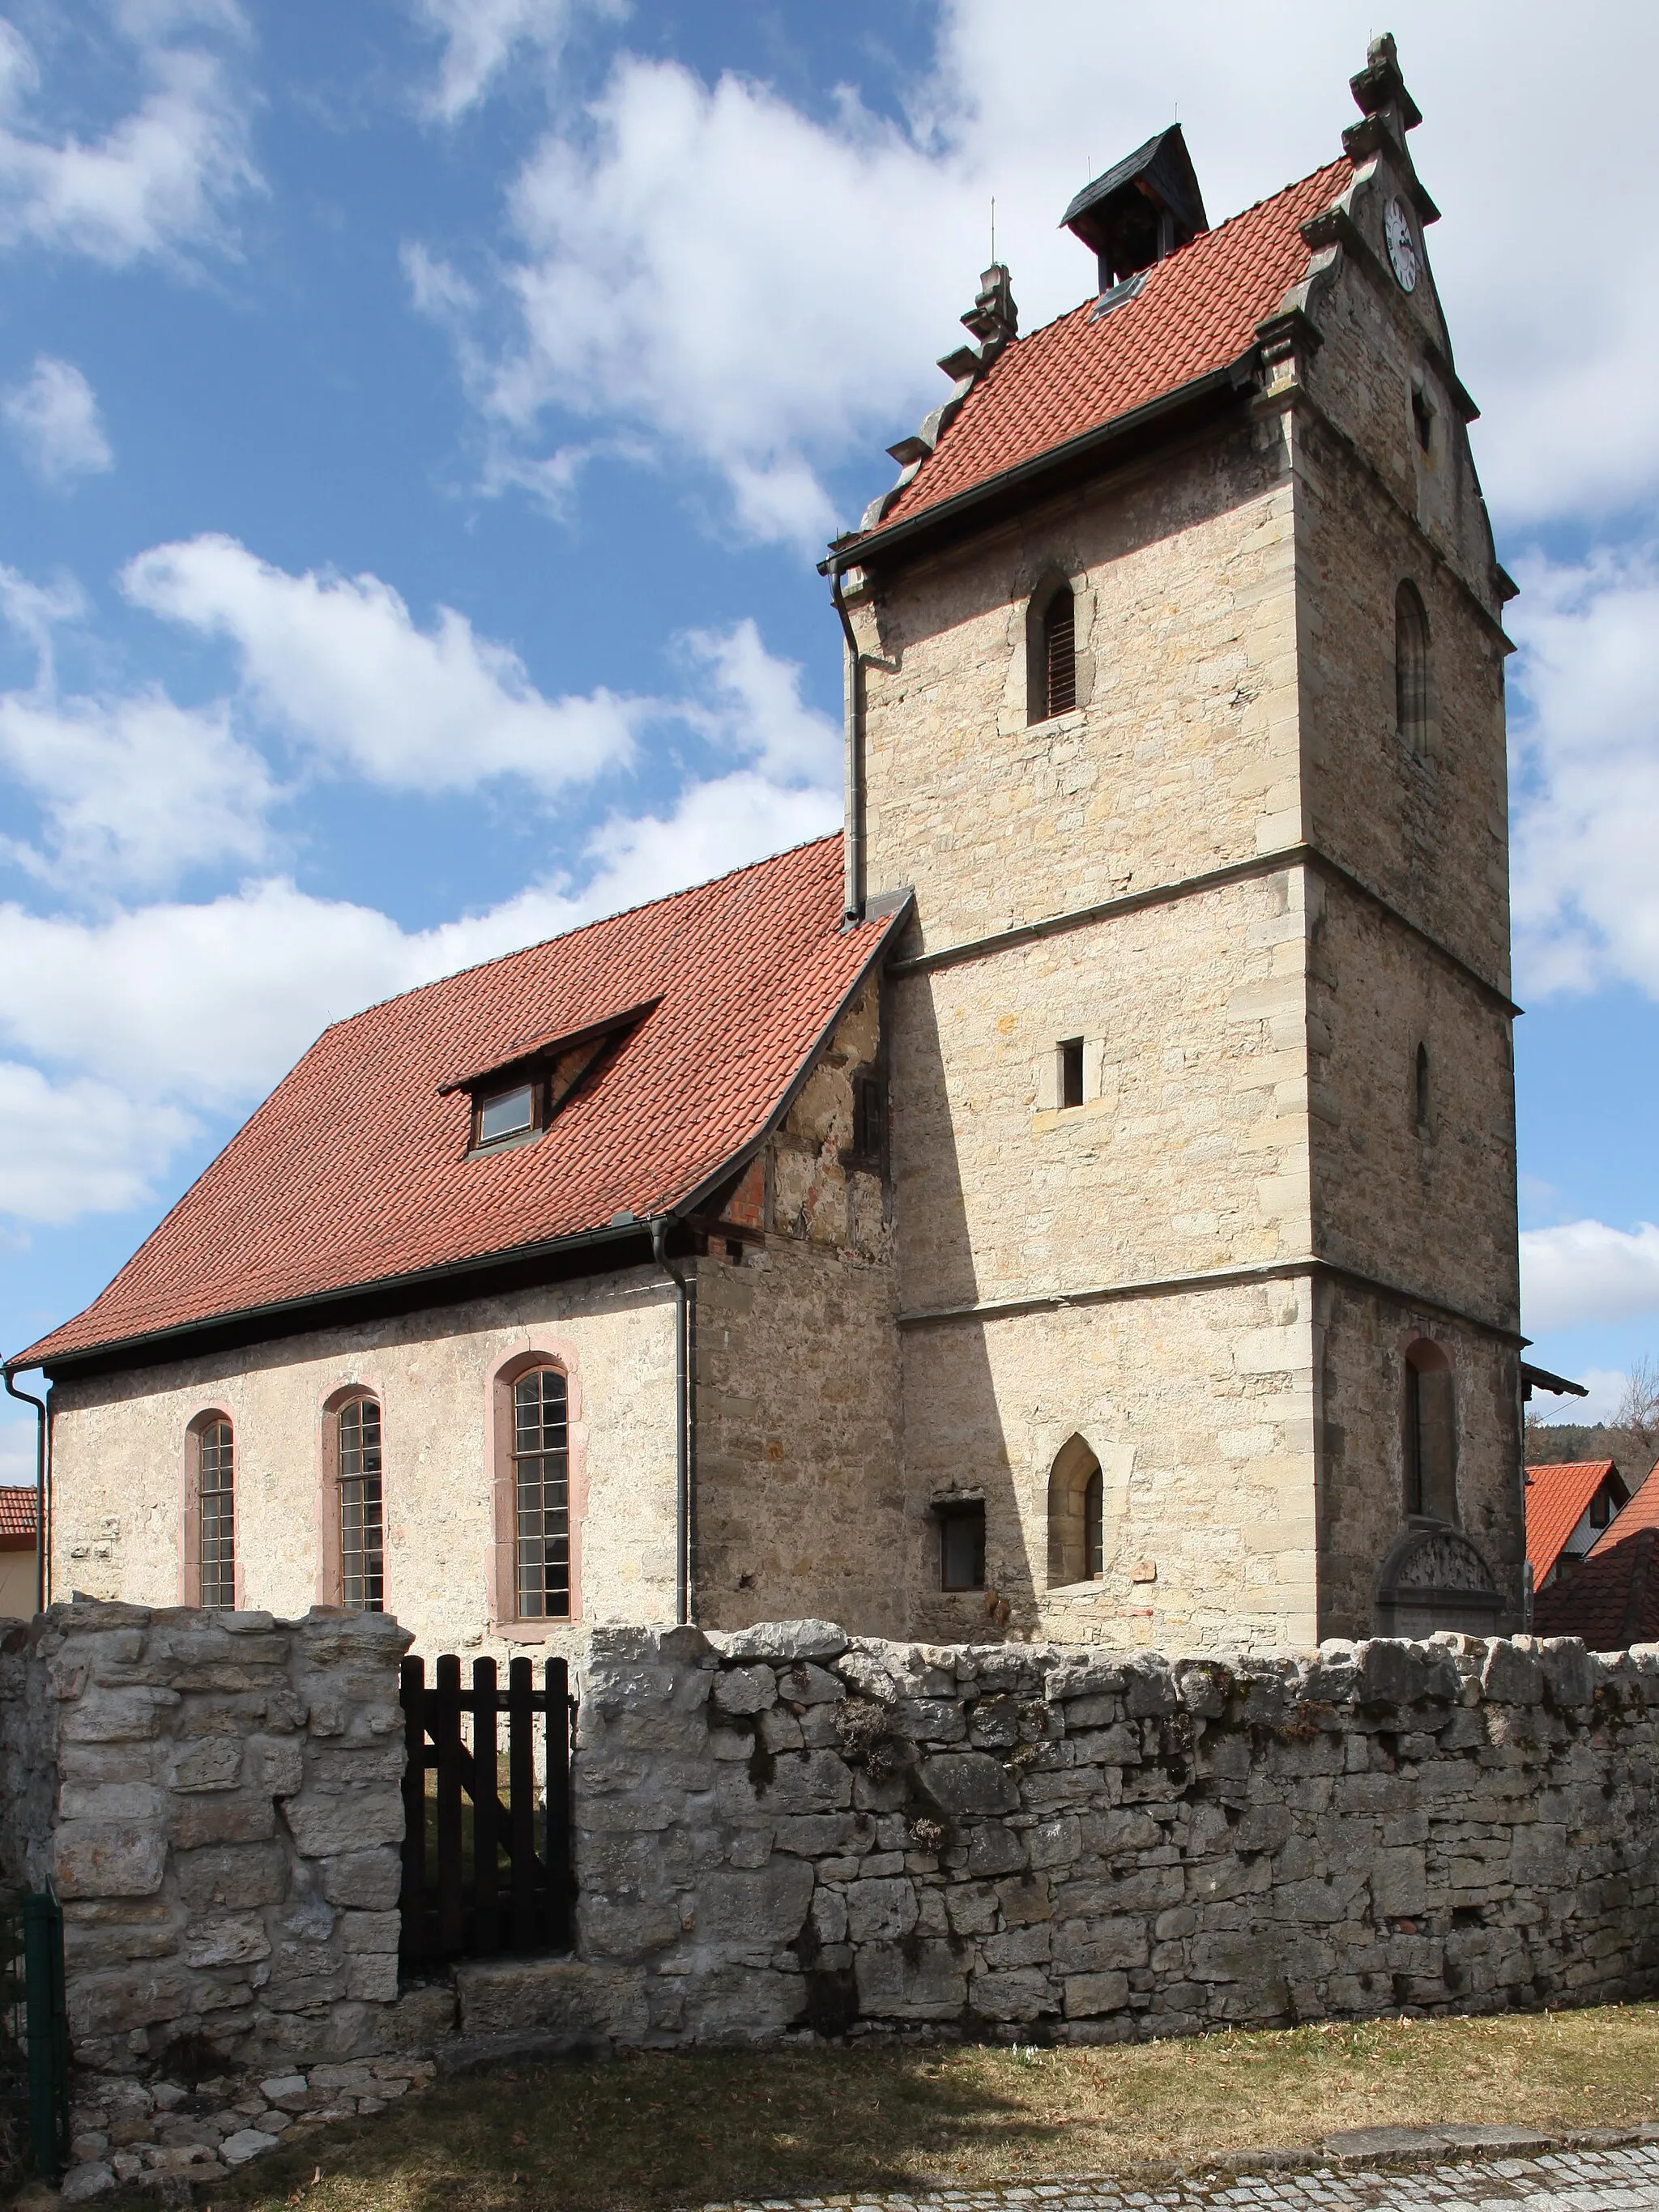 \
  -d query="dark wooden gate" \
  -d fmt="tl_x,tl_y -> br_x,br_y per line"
398,1654 -> 574,1966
